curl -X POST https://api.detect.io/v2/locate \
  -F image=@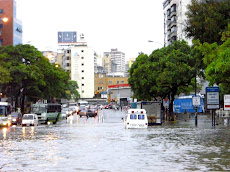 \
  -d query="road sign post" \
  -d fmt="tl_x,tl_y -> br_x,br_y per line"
206,87 -> 220,126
